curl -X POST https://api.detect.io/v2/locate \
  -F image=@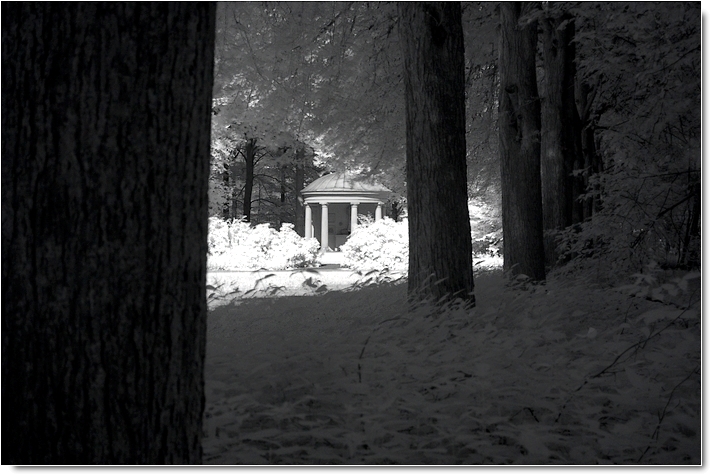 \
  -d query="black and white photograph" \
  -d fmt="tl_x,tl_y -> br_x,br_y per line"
2,1 -> 702,465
